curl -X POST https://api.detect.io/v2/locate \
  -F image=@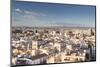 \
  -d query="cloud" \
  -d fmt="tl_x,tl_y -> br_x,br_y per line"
14,8 -> 47,23
24,10 -> 47,17
13,8 -> 48,26
15,8 -> 22,13
15,8 -> 47,17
